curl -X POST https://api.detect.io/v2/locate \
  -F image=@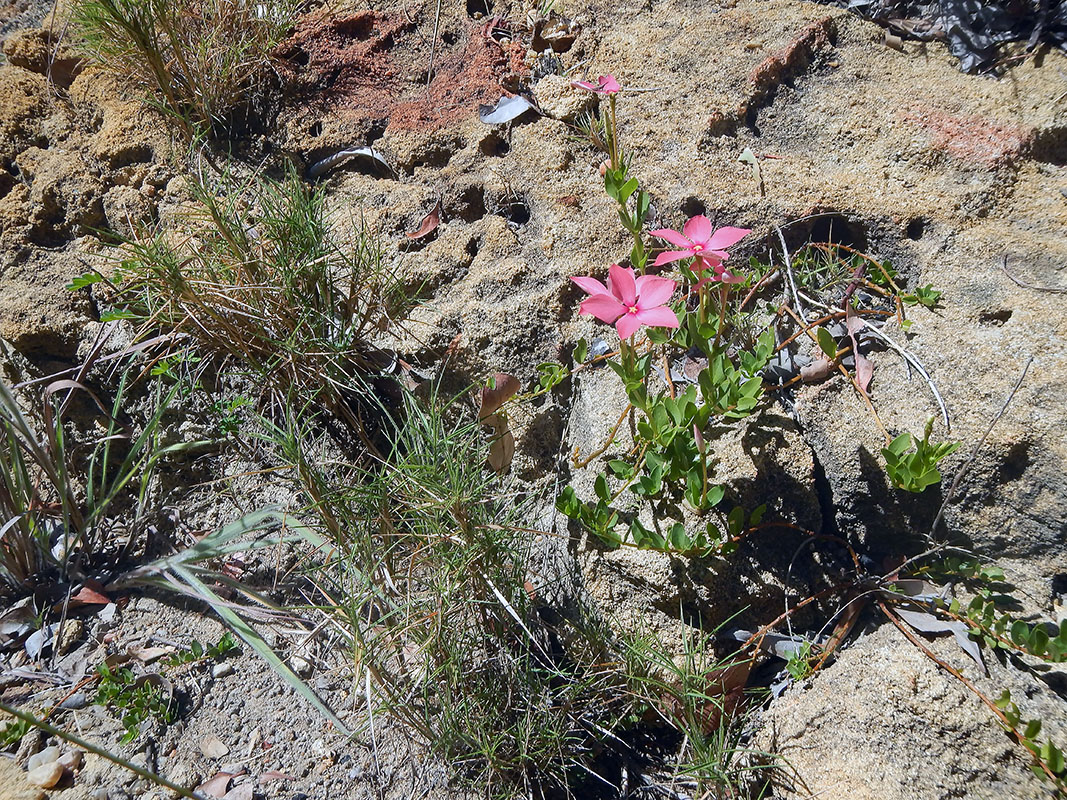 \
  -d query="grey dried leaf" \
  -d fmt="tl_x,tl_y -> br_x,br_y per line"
894,606 -> 985,673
